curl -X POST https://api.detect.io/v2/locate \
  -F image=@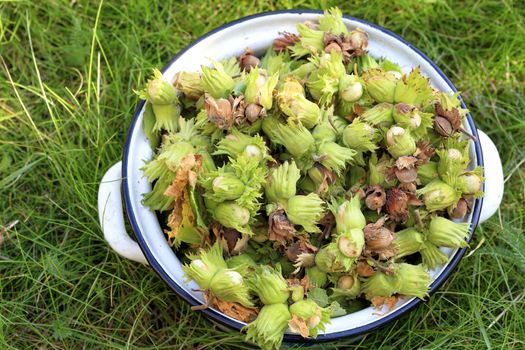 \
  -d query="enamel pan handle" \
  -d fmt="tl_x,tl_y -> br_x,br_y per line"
98,161 -> 148,265
477,129 -> 504,223
98,130 -> 501,264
